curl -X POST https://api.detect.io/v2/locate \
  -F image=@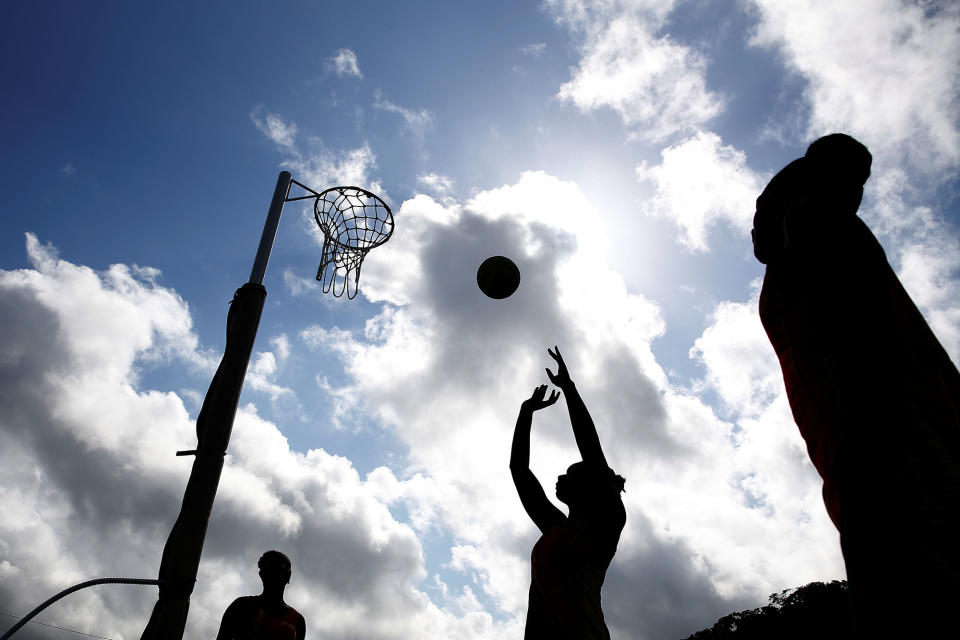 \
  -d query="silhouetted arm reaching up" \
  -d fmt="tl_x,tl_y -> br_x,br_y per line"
546,346 -> 608,469
511,384 -> 566,533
